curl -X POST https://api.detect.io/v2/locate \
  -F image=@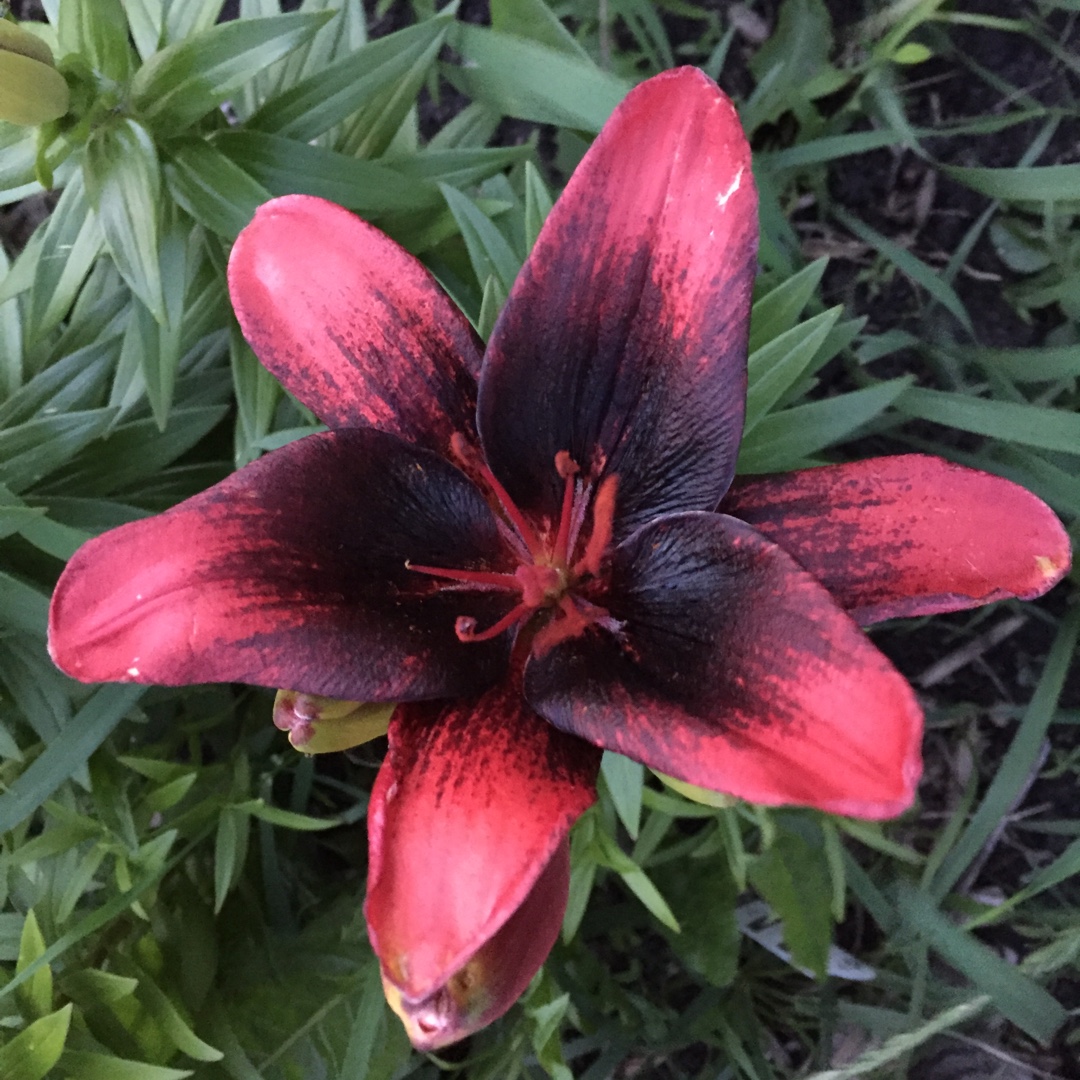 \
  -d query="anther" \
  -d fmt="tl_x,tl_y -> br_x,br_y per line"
575,474 -> 618,579
553,451 -> 581,567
